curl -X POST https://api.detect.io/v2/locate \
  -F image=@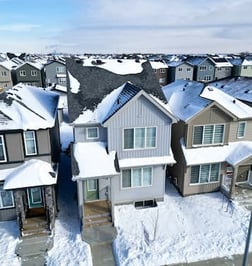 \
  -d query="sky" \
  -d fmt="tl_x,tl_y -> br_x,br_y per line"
1,0 -> 252,54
